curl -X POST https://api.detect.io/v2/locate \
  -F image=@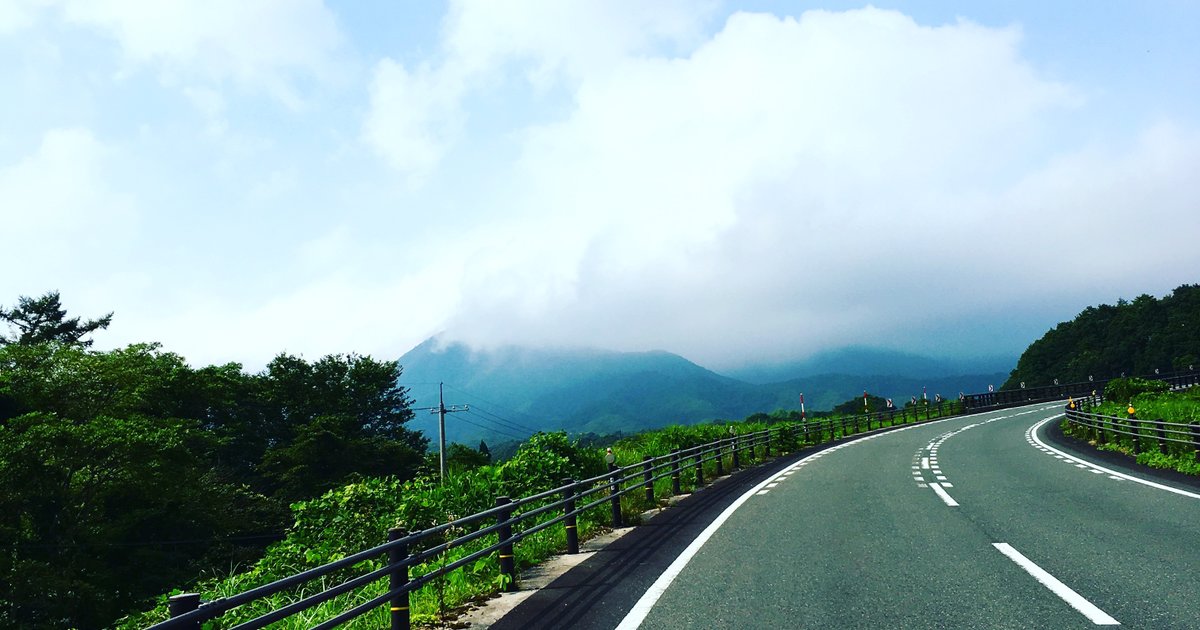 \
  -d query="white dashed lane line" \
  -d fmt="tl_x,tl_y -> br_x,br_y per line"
912,405 -> 1062,507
